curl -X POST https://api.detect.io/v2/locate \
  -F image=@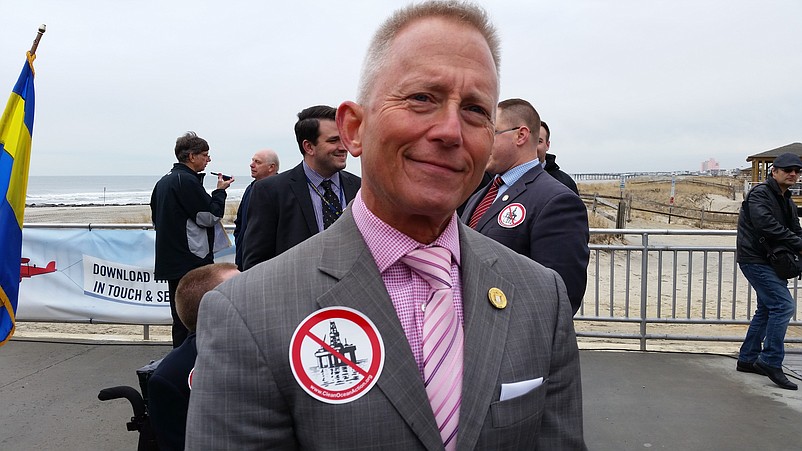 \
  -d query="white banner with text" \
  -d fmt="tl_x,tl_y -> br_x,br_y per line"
17,227 -> 234,324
